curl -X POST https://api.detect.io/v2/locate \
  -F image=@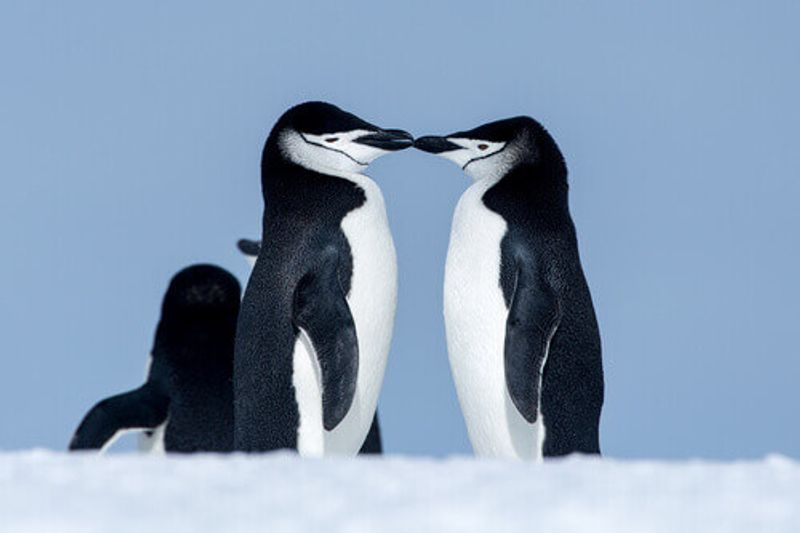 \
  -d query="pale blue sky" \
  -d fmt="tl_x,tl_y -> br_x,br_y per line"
1,1 -> 798,458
